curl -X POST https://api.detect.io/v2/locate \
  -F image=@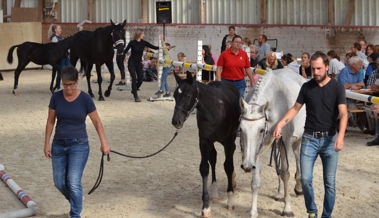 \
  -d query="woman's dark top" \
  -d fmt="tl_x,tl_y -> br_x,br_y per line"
221,34 -> 240,52
124,40 -> 159,62
250,57 -> 259,68
258,58 -> 284,70
299,65 -> 312,78
202,55 -> 215,81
